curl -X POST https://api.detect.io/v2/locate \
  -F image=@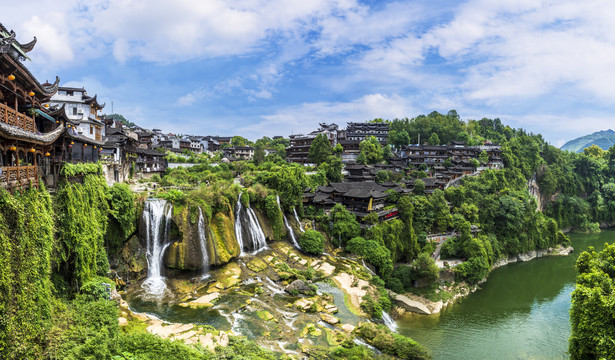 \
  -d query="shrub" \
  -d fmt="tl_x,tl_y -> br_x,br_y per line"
79,280 -> 112,302
299,230 -> 324,255
411,253 -> 439,284
355,322 -> 432,360
454,256 -> 490,284
386,277 -> 405,294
